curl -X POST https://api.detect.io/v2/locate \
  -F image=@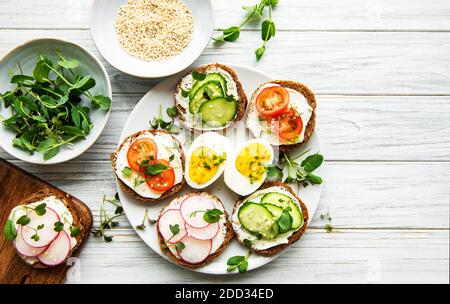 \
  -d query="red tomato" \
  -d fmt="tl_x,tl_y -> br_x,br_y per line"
272,109 -> 303,141
127,138 -> 158,172
255,86 -> 290,118
146,160 -> 175,192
